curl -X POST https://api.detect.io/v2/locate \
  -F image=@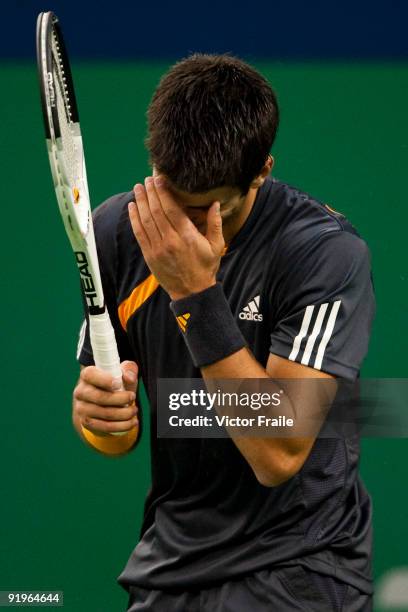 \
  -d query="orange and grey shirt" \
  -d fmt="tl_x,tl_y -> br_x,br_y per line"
77,177 -> 375,595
